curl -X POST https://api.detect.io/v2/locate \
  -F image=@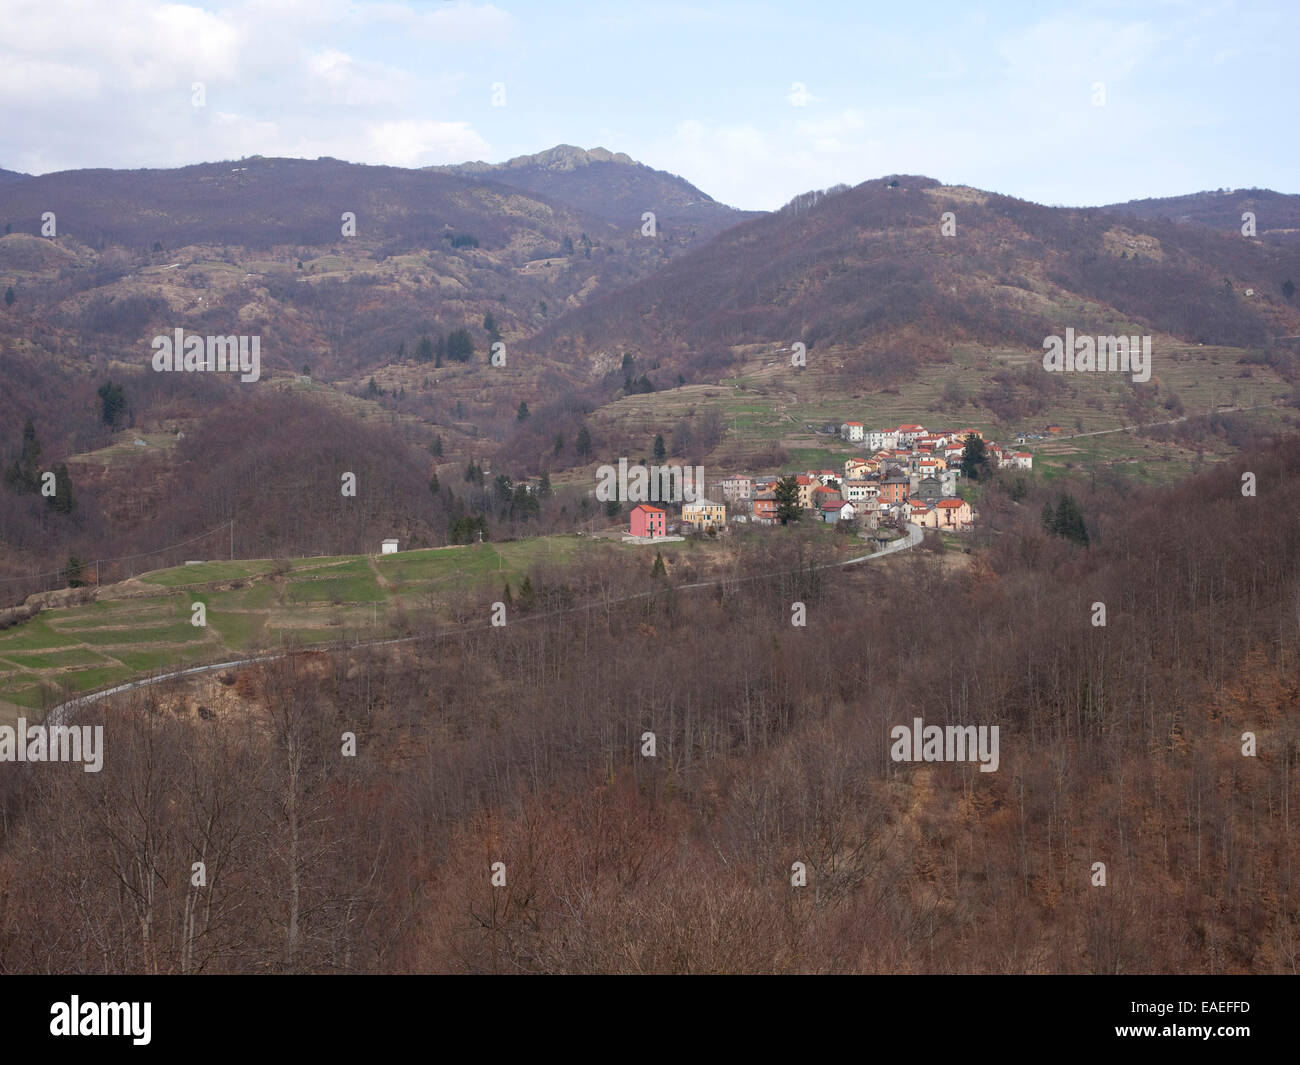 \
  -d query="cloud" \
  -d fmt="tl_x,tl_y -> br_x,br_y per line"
362,120 -> 491,167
